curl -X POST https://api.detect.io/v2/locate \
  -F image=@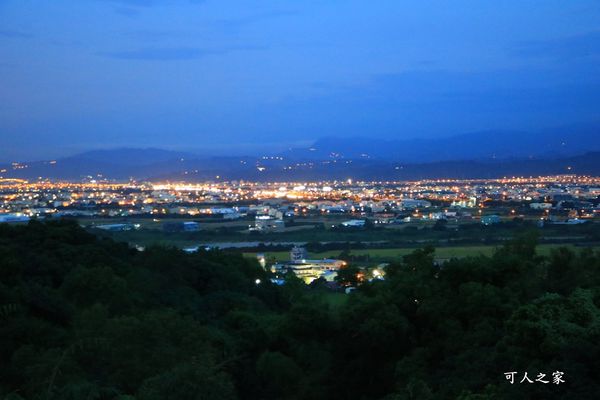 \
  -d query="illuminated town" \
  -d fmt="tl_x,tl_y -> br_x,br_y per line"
1,175 -> 599,223
4,174 -> 599,283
